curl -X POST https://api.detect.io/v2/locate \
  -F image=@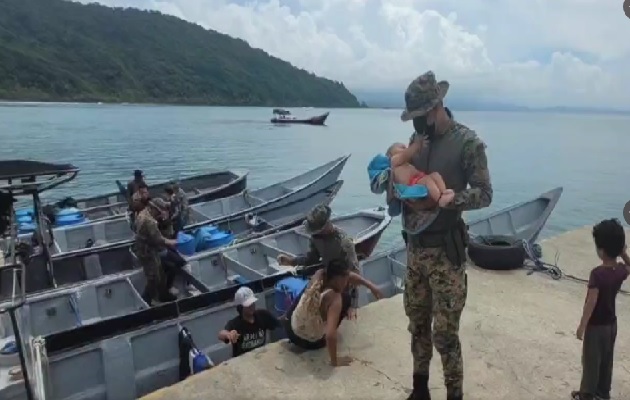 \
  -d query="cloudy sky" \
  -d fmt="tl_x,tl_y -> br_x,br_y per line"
77,0 -> 630,108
